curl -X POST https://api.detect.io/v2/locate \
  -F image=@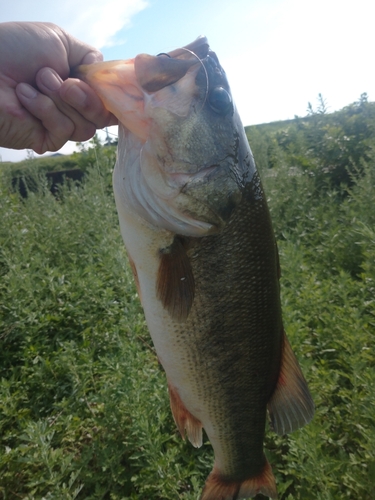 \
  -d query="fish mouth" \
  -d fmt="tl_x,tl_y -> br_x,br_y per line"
73,57 -> 149,141
135,36 -> 209,92
73,36 -> 211,142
